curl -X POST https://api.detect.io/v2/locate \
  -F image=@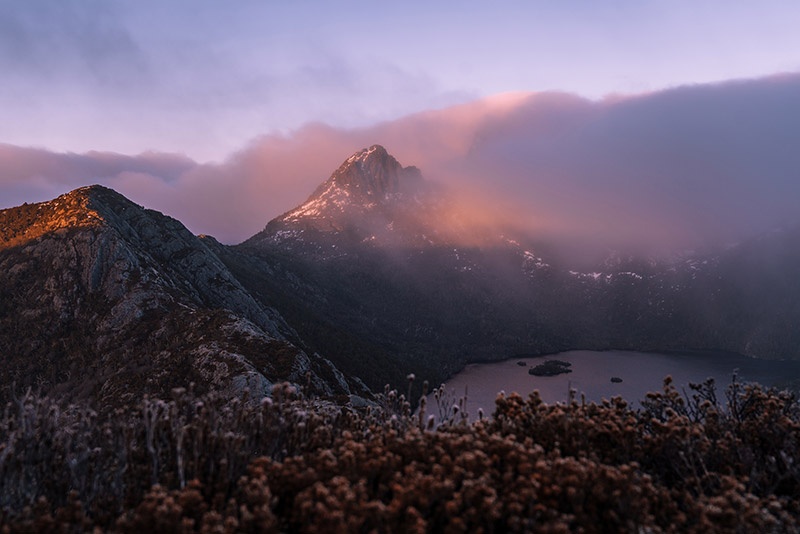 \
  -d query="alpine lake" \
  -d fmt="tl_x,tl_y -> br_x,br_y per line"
426,350 -> 800,420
